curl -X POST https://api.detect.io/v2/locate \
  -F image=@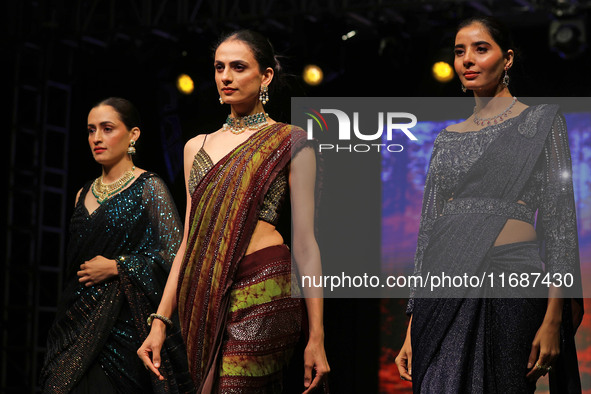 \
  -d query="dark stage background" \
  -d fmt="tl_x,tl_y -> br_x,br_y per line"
4,1 -> 591,393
